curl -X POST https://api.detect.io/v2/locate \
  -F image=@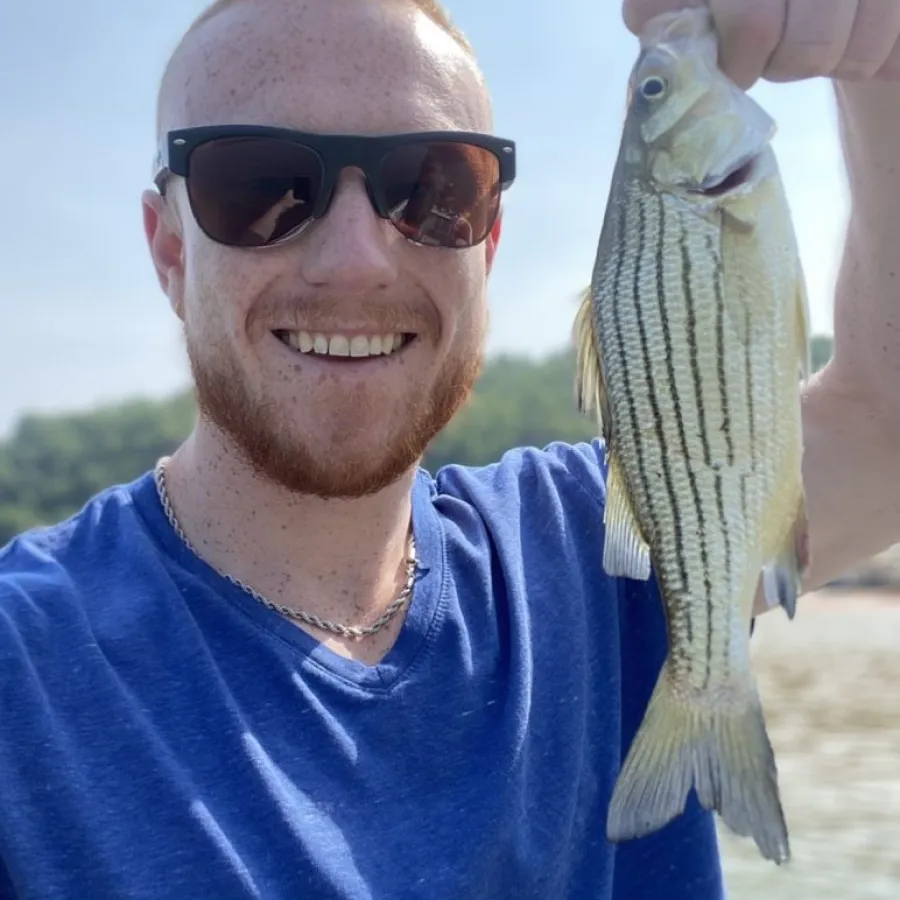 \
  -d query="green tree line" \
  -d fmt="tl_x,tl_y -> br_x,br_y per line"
0,335 -> 835,545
